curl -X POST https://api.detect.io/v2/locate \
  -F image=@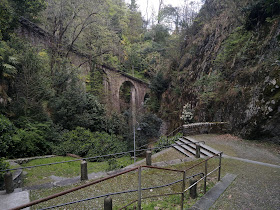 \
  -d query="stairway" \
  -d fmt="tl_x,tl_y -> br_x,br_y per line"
173,136 -> 220,158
